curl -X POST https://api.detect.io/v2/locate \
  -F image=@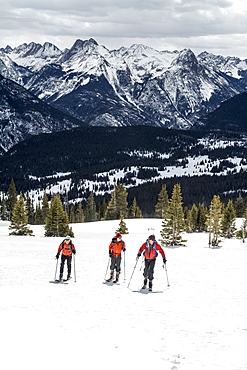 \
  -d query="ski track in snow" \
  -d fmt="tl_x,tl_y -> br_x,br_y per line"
0,219 -> 247,370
